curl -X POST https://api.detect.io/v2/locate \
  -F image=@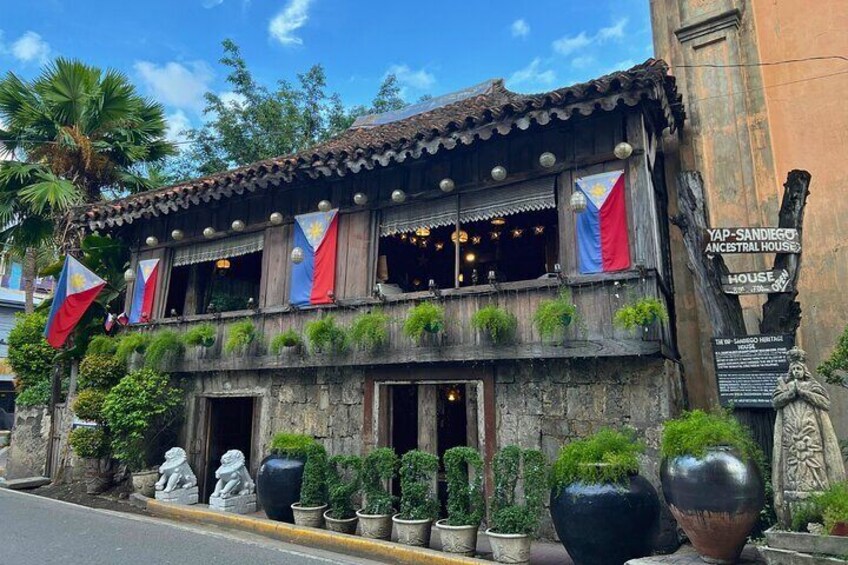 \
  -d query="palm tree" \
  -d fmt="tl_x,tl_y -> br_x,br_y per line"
0,58 -> 176,310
